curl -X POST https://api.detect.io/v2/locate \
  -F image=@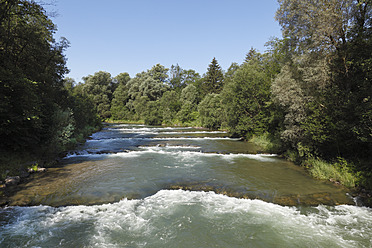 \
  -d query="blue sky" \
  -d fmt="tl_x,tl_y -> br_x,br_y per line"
49,0 -> 282,82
